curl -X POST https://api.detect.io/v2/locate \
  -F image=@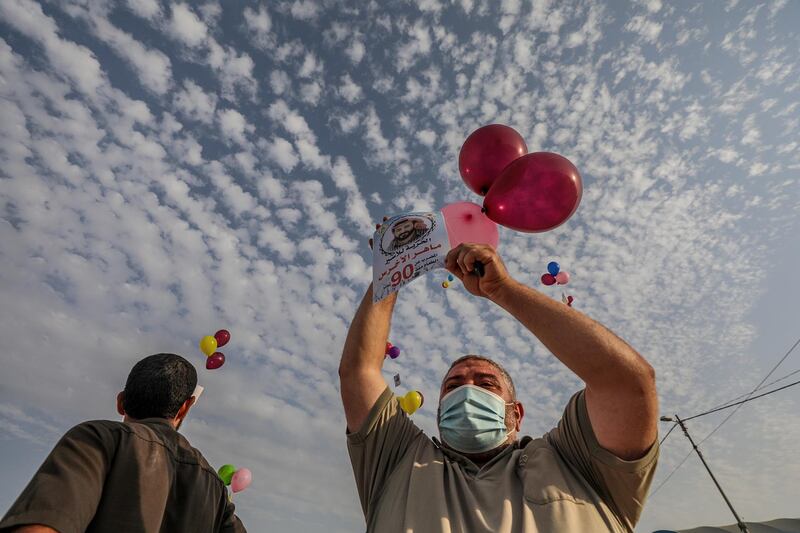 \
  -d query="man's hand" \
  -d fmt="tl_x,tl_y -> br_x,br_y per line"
445,243 -> 513,299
